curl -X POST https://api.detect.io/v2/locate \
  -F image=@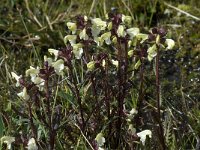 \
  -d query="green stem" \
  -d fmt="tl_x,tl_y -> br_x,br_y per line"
156,47 -> 166,150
